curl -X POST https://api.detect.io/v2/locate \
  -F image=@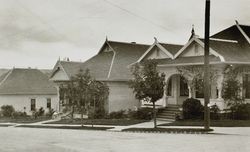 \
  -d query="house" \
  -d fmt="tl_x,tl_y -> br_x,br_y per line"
0,68 -> 58,115
50,21 -> 250,114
